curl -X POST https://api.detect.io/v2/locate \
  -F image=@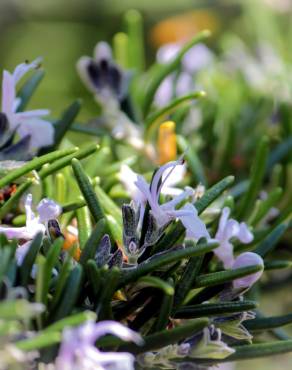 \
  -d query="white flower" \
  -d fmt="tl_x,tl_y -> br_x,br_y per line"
56,320 -> 143,370
1,59 -> 54,151
134,159 -> 210,240
214,207 -> 253,268
119,162 -> 186,203
0,194 -> 61,241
